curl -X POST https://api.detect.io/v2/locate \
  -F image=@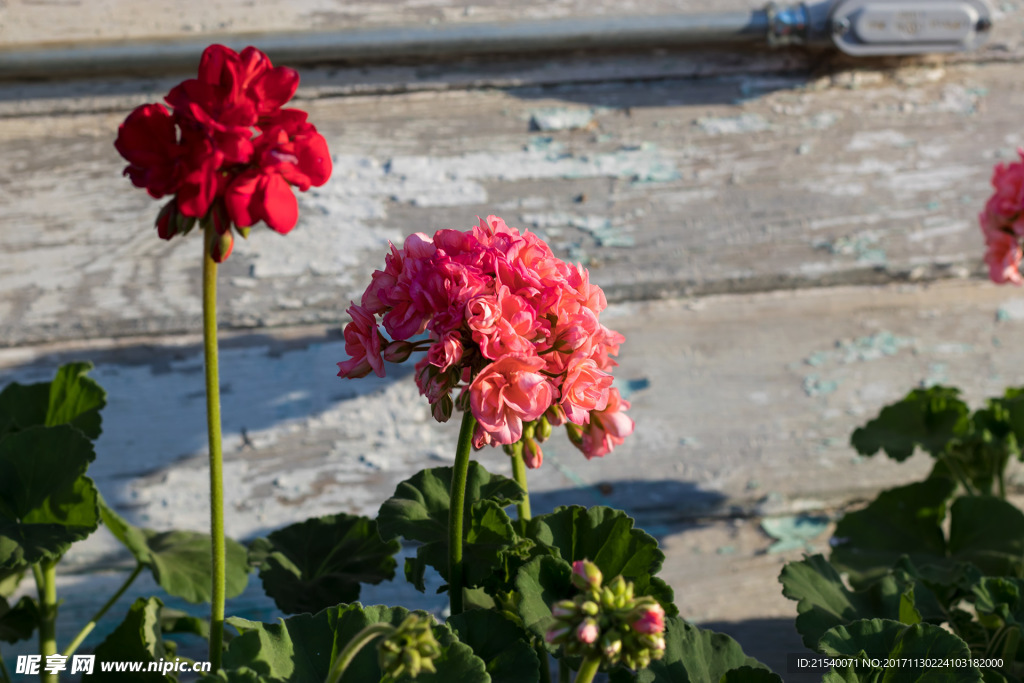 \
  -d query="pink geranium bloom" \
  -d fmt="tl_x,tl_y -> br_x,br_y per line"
335,304 -> 385,379
469,356 -> 554,444
560,357 -> 612,425
984,230 -> 1023,285
632,603 -> 666,634
579,388 -> 634,459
